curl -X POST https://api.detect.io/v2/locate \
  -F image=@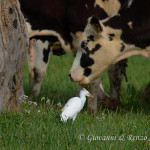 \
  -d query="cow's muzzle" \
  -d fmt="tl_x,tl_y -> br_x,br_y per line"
69,70 -> 90,85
